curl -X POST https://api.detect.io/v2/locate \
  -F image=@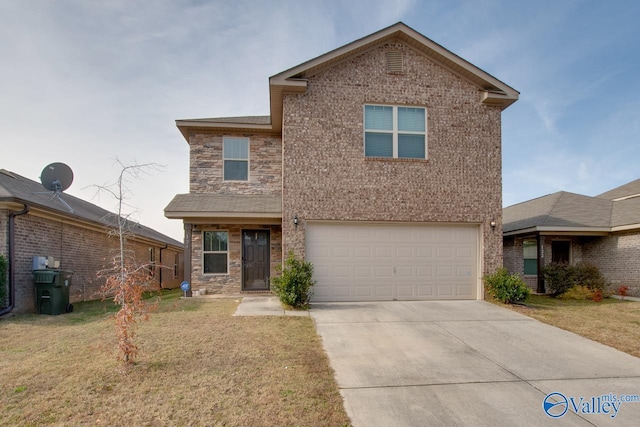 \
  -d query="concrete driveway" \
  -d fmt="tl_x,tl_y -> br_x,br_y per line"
309,300 -> 640,426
